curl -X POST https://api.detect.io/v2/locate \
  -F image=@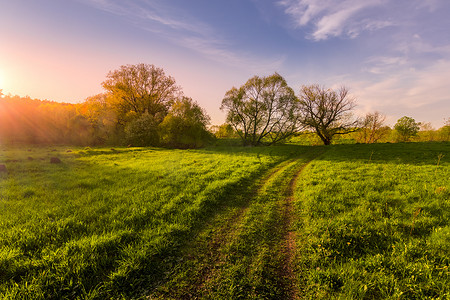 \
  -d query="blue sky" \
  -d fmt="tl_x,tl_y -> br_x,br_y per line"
1,0 -> 449,127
